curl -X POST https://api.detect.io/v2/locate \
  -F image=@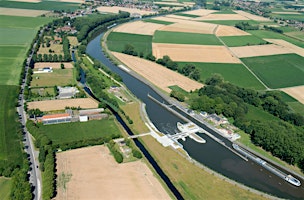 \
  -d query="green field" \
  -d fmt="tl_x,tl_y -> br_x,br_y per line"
143,19 -> 174,25
153,31 -> 222,45
200,20 -> 259,26
285,31 -> 304,41
107,32 -> 152,55
0,86 -> 23,165
220,35 -> 267,47
0,15 -> 52,85
0,178 -> 11,200
0,0 -> 80,11
173,13 -> 200,18
242,54 -> 304,89
248,30 -> 304,48
213,10 -> 236,14
271,13 -> 304,22
178,62 -> 265,90
41,119 -> 121,145
31,68 -> 75,87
